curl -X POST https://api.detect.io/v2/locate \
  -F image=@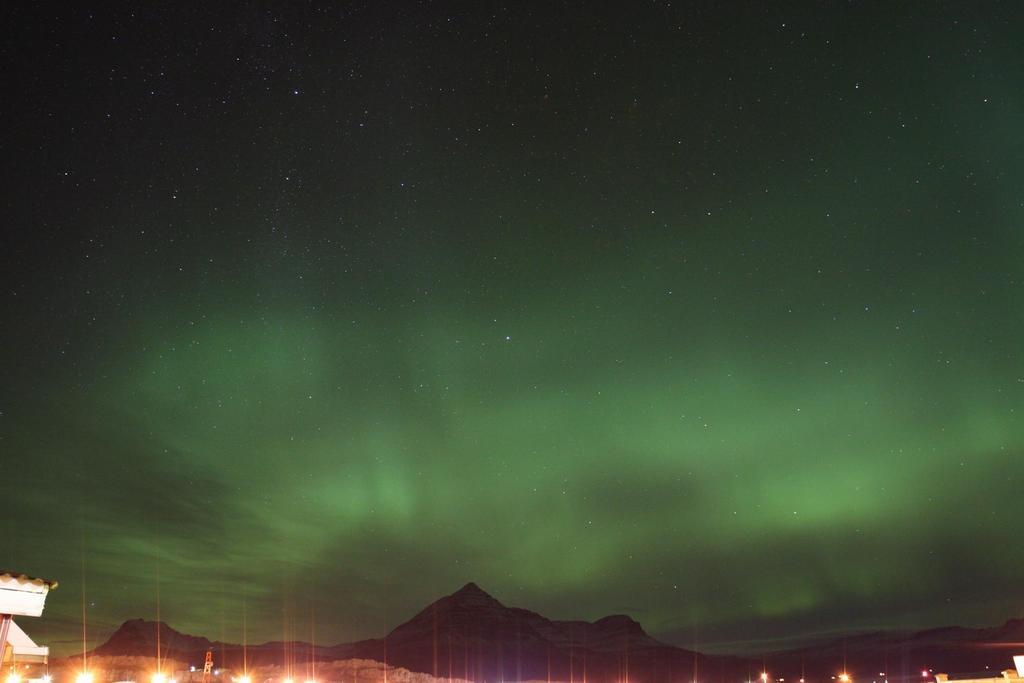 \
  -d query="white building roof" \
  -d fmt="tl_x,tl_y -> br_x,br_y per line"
0,572 -> 59,590
0,571 -> 57,617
